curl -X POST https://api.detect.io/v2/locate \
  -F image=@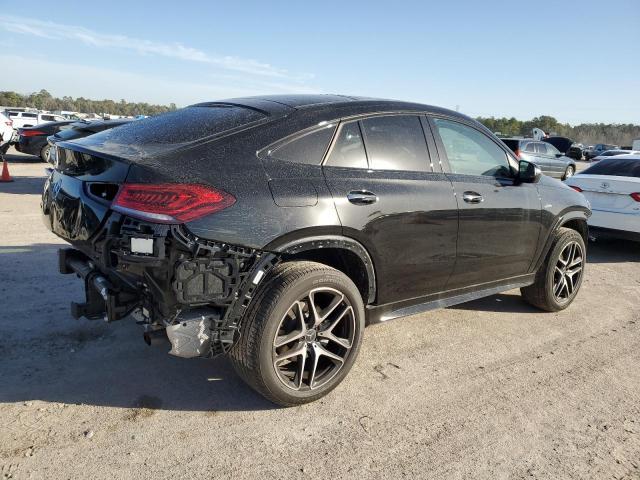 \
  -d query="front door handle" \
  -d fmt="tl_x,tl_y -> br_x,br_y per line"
347,190 -> 378,205
462,191 -> 484,204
